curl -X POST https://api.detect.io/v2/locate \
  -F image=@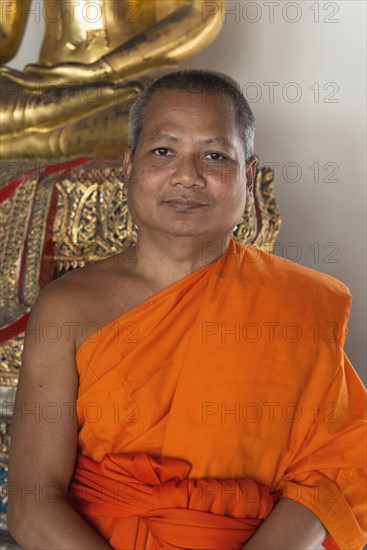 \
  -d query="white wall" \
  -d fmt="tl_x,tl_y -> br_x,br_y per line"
9,0 -> 366,380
